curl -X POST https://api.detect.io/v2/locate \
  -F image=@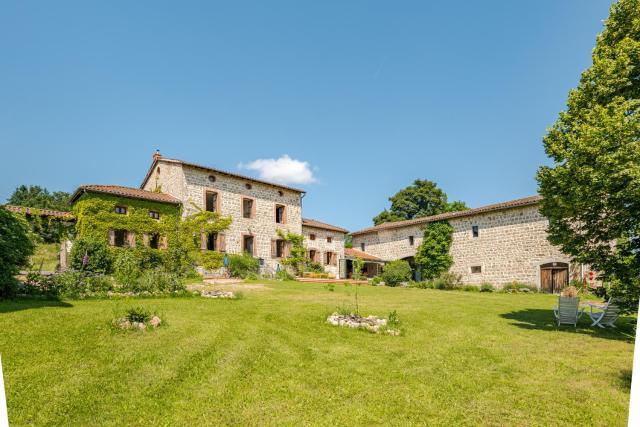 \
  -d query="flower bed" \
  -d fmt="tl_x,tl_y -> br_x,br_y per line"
327,313 -> 400,335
